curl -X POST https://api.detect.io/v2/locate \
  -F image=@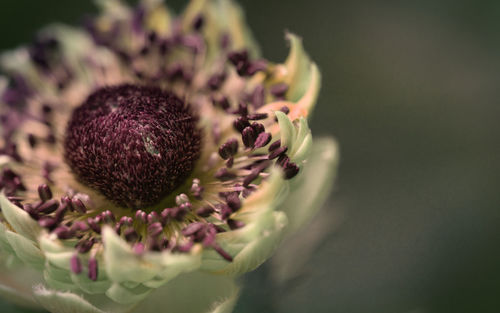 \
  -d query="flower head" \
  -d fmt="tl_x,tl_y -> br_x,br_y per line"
0,0 -> 338,312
